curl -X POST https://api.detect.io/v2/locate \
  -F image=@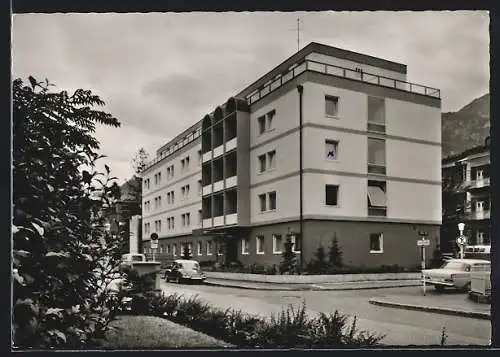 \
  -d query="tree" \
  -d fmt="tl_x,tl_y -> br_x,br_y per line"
12,77 -> 123,348
181,243 -> 192,260
280,236 -> 297,274
328,234 -> 344,271
306,245 -> 329,274
131,148 -> 150,175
